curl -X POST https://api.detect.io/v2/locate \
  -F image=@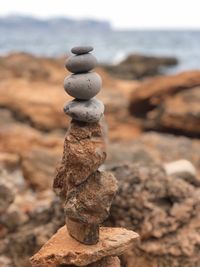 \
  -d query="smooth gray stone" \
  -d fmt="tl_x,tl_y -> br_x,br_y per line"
64,98 -> 104,122
65,53 -> 97,73
64,72 -> 102,100
71,46 -> 93,55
